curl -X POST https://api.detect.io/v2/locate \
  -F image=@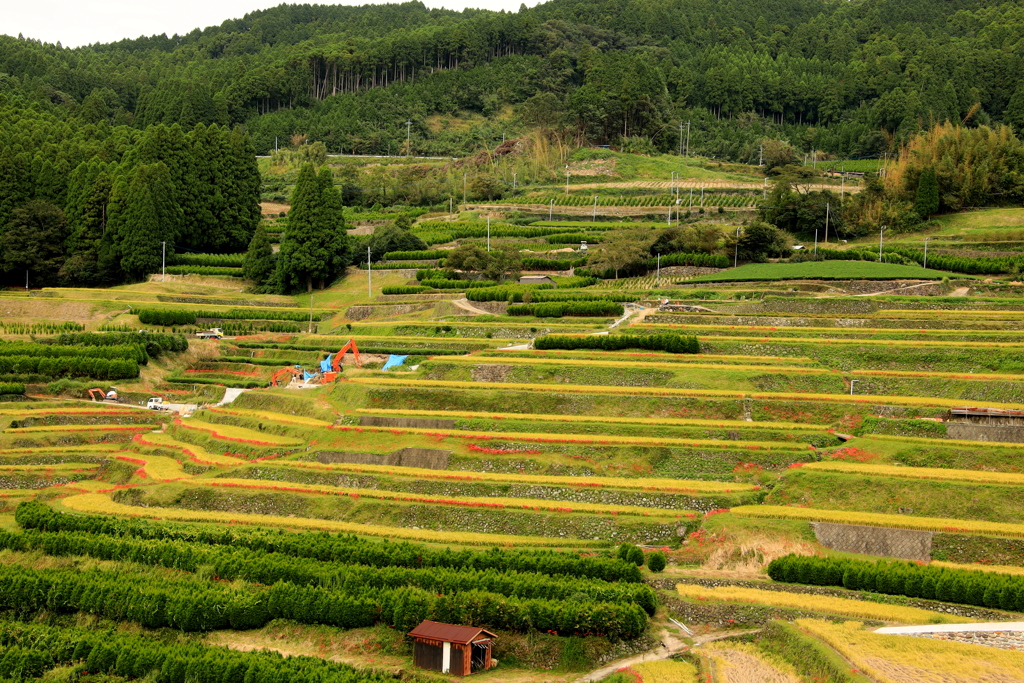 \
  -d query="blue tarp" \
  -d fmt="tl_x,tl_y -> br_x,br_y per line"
303,371 -> 317,382
382,355 -> 408,371
320,354 -> 333,373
